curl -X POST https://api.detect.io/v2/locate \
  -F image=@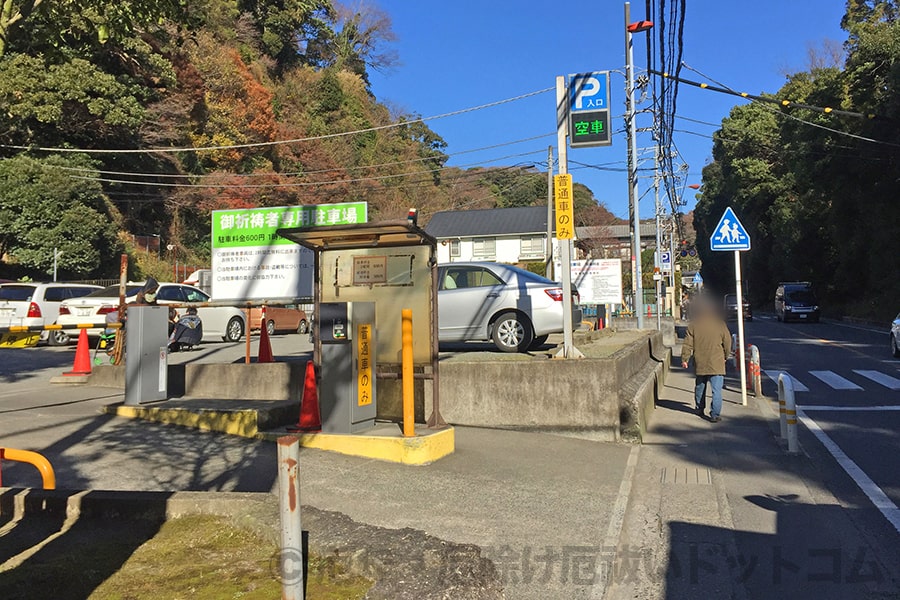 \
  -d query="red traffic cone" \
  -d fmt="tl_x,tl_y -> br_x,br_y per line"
257,308 -> 274,363
287,361 -> 321,432
63,329 -> 92,376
